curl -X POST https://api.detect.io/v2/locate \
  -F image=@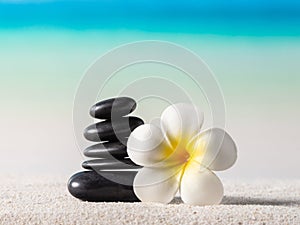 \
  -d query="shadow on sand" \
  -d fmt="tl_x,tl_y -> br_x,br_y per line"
222,196 -> 300,206
170,196 -> 300,206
